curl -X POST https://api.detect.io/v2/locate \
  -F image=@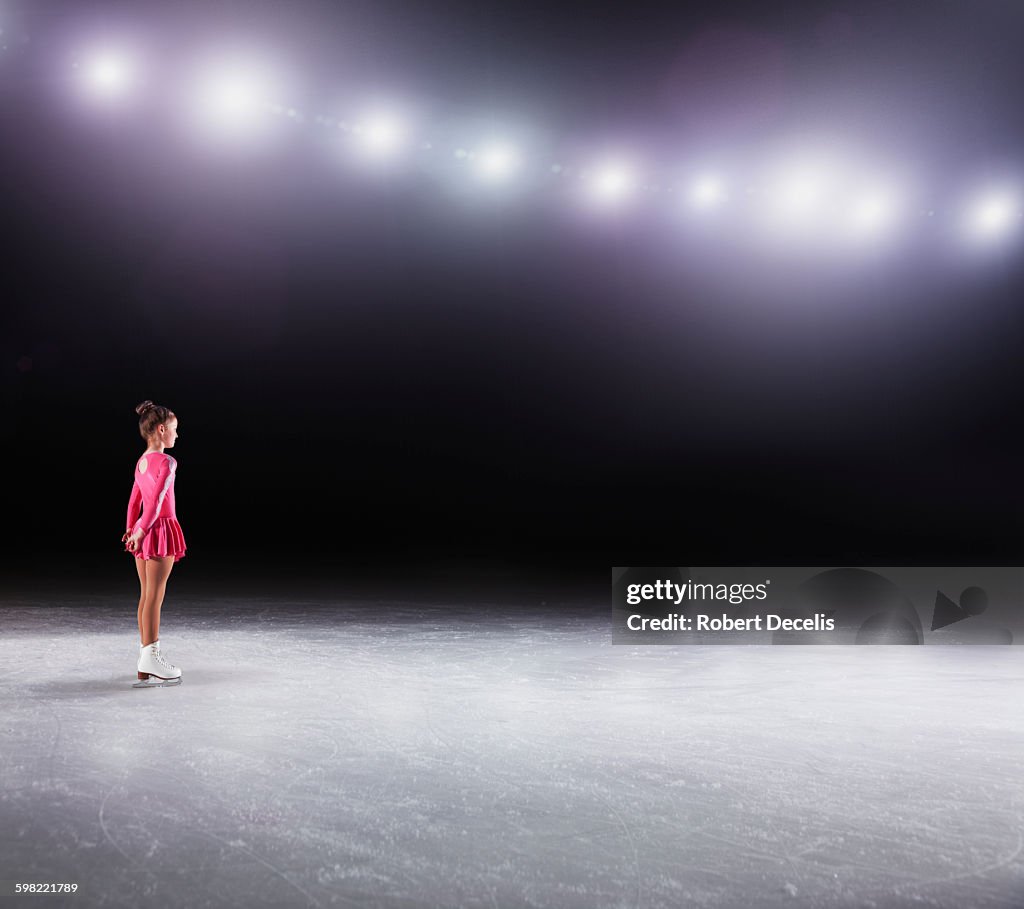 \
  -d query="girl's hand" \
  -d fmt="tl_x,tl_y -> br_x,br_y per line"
123,529 -> 142,552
